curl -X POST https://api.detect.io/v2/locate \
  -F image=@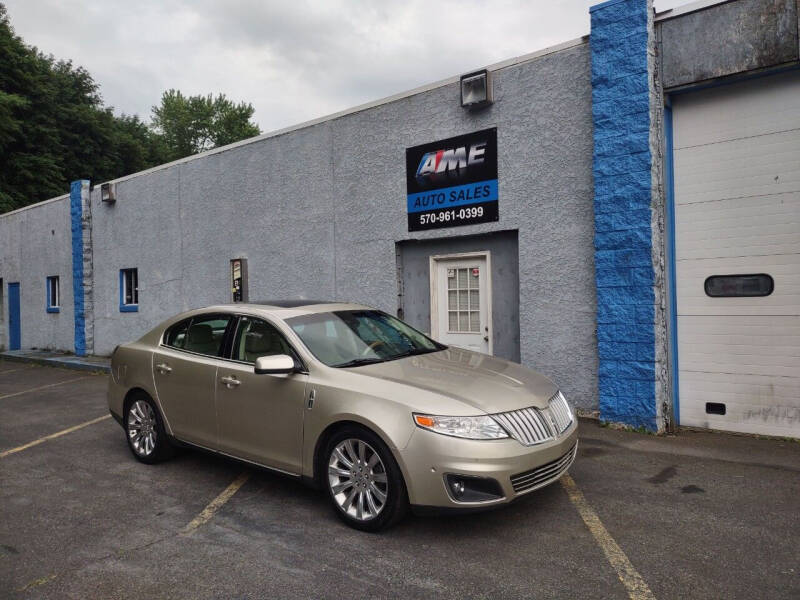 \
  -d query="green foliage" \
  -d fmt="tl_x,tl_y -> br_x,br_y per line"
0,4 -> 260,213
151,90 -> 261,162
